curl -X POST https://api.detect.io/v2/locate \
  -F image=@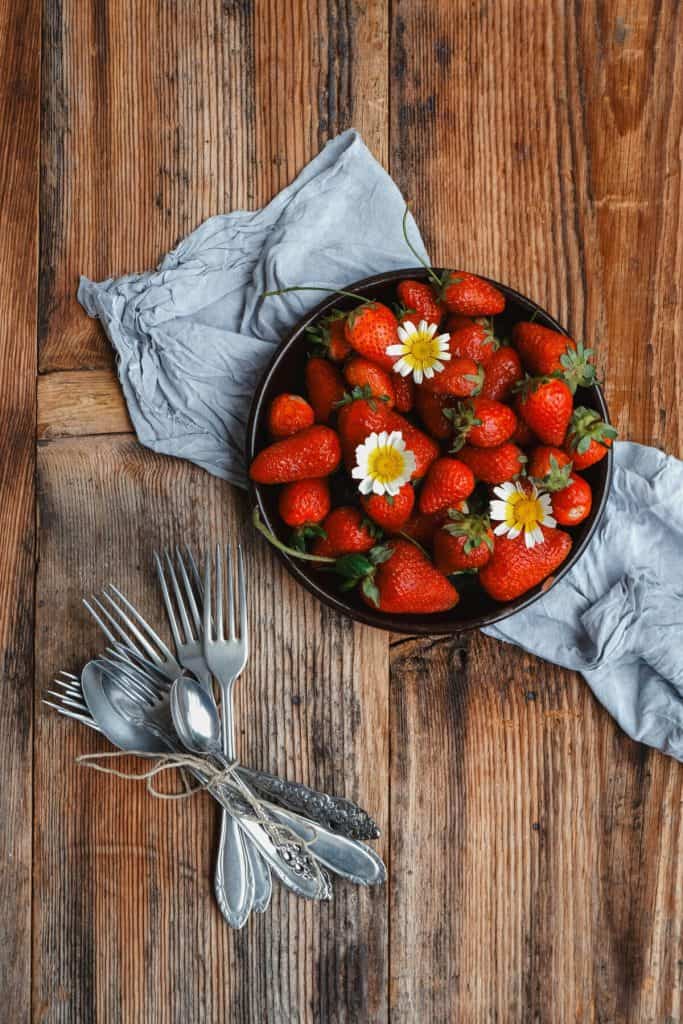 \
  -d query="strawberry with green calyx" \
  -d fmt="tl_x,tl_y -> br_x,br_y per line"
434,508 -> 495,574
479,525 -> 572,602
311,506 -> 381,557
252,507 -> 336,564
395,279 -> 445,327
564,407 -> 617,469
268,394 -> 315,438
513,375 -> 574,446
336,539 -> 459,612
343,357 -> 396,407
305,309 -> 351,362
526,447 -> 593,526
336,386 -> 392,466
527,446 -> 572,484
446,397 -> 517,451
446,316 -> 500,365
419,457 -> 475,515
278,477 -> 331,528
457,442 -> 527,484
361,482 -> 415,531
401,207 -> 506,316
392,372 -> 415,412
481,345 -> 524,401
250,425 -> 341,484
305,357 -> 346,423
424,357 -> 485,397
512,322 -> 596,394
